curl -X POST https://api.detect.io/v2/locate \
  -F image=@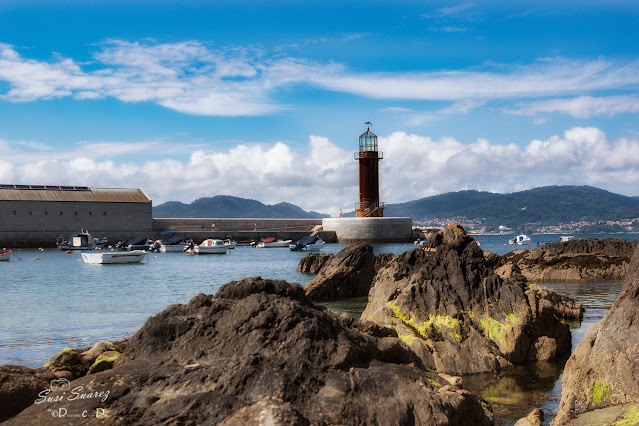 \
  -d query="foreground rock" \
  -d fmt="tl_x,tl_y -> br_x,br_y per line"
304,242 -> 376,301
554,242 -> 639,424
497,238 -> 636,282
0,366 -> 56,422
6,277 -> 494,425
363,225 -> 582,375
